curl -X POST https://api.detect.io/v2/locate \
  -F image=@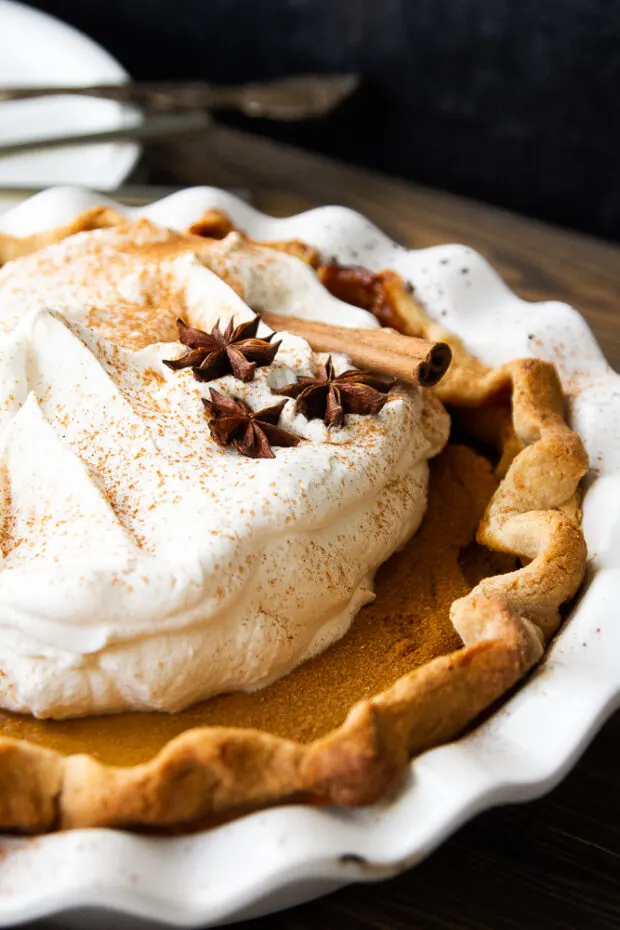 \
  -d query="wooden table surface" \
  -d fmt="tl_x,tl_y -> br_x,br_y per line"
146,127 -> 620,930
